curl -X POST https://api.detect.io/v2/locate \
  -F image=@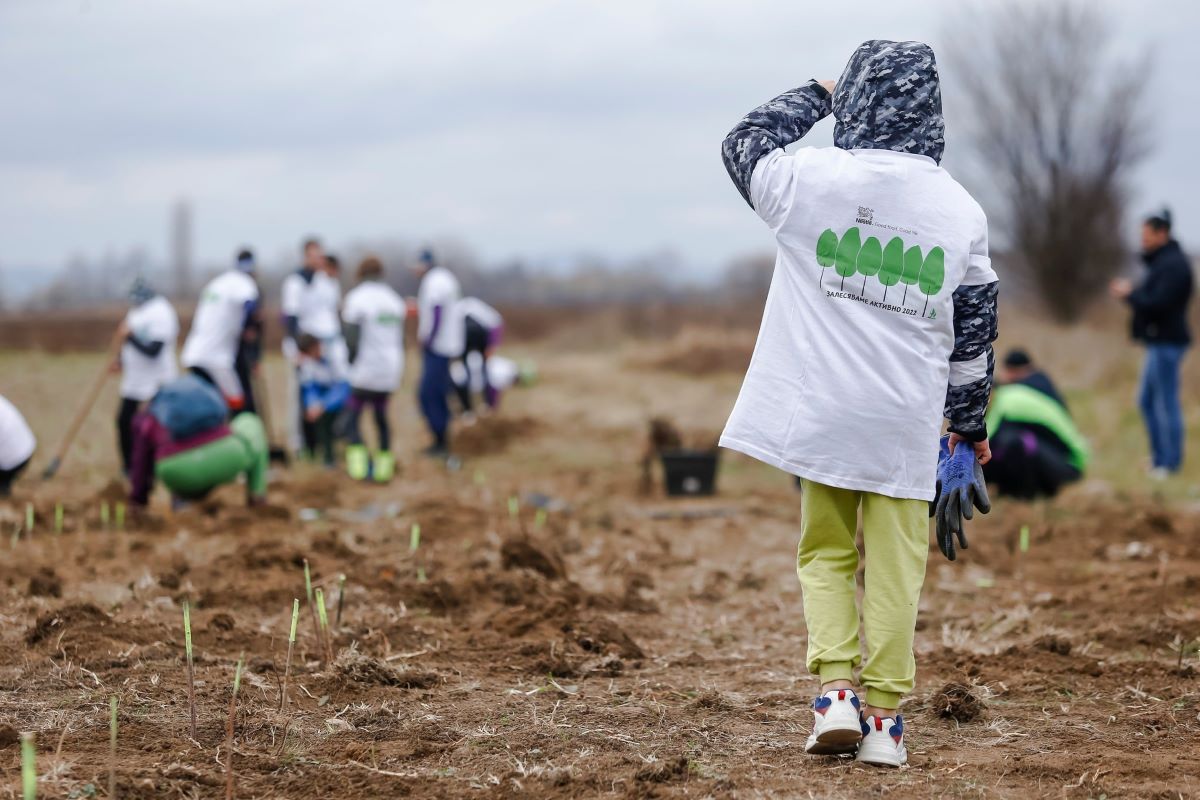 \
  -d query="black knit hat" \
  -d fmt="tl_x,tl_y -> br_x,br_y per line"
1145,207 -> 1173,231
1003,349 -> 1032,369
